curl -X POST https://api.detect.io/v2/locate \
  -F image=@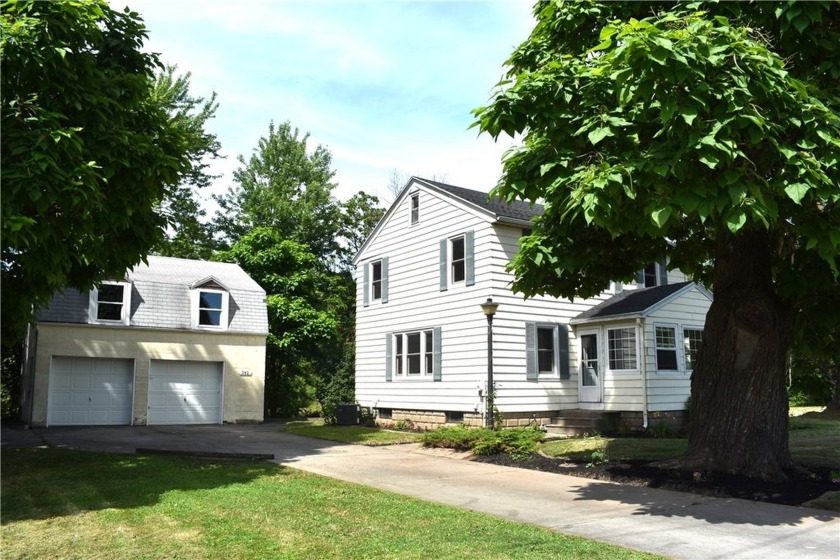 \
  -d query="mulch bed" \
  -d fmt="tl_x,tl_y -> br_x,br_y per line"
473,453 -> 840,507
